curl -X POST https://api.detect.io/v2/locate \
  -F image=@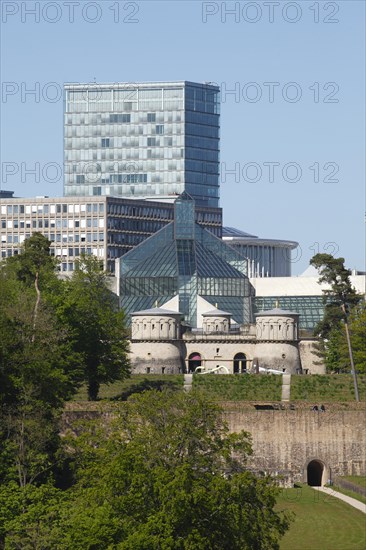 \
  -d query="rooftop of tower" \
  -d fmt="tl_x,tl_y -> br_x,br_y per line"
64,80 -> 220,90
